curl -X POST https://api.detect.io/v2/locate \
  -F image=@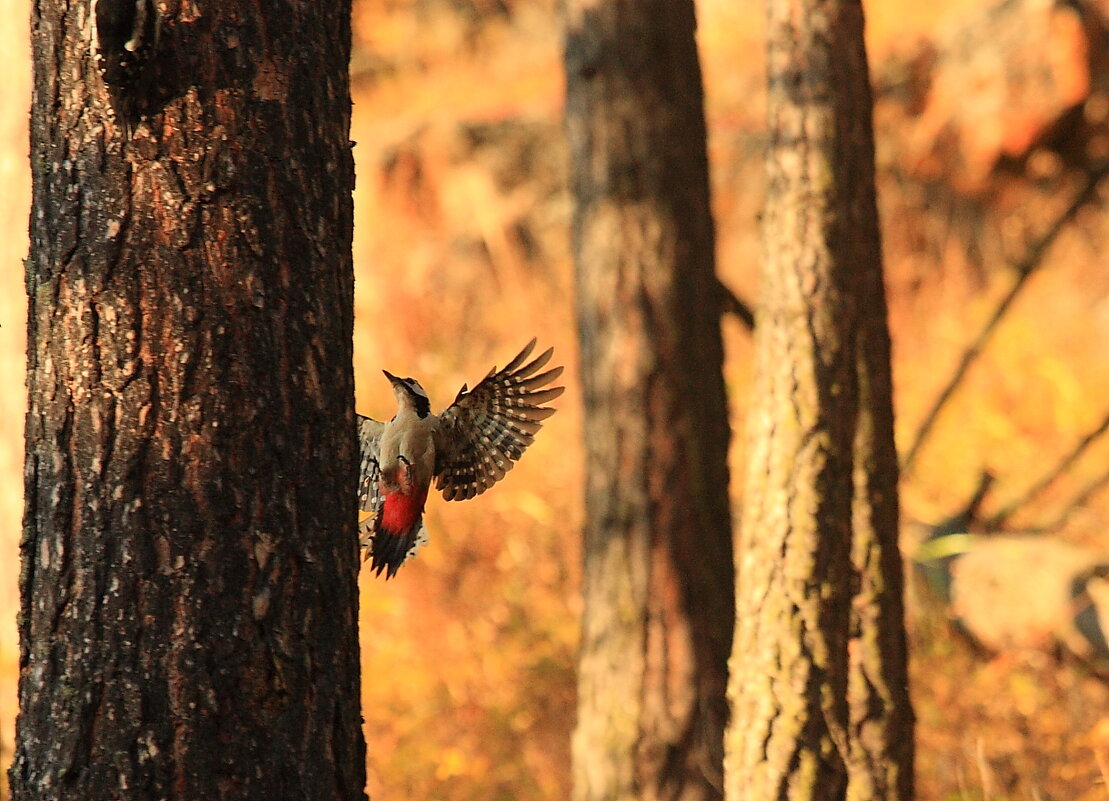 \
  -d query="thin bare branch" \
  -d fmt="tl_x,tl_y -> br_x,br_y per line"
1041,469 -> 1109,533
717,277 -> 756,331
901,163 -> 1109,475
984,407 -> 1109,529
